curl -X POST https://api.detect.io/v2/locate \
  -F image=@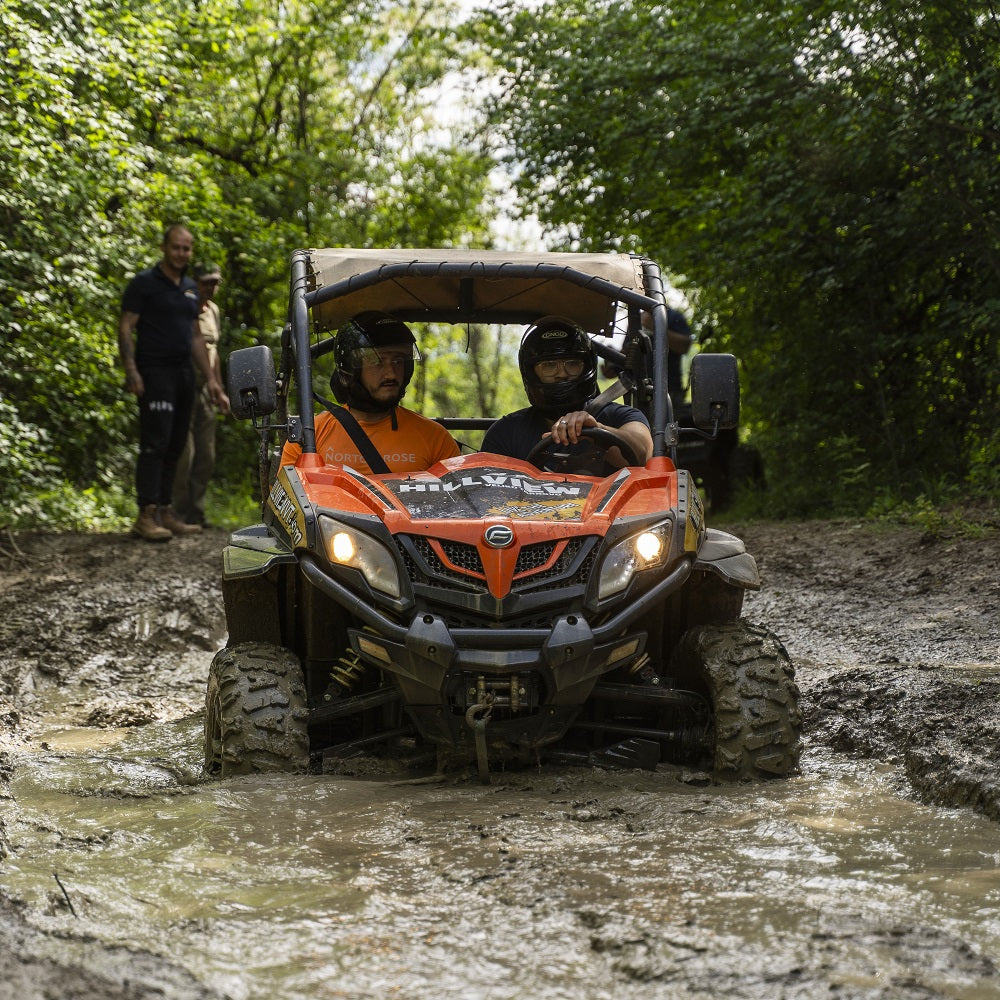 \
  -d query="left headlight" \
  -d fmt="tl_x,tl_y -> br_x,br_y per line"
319,515 -> 401,598
597,519 -> 673,601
